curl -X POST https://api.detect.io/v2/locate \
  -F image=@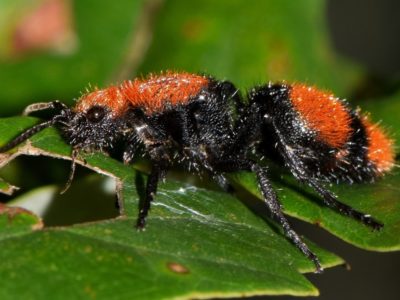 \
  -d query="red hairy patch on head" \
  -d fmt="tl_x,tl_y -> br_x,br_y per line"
361,116 -> 395,174
289,84 -> 352,148
74,86 -> 128,117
